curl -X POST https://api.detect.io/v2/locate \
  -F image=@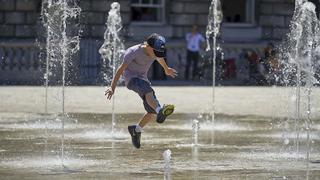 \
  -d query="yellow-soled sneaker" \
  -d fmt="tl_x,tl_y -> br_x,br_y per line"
156,104 -> 175,123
